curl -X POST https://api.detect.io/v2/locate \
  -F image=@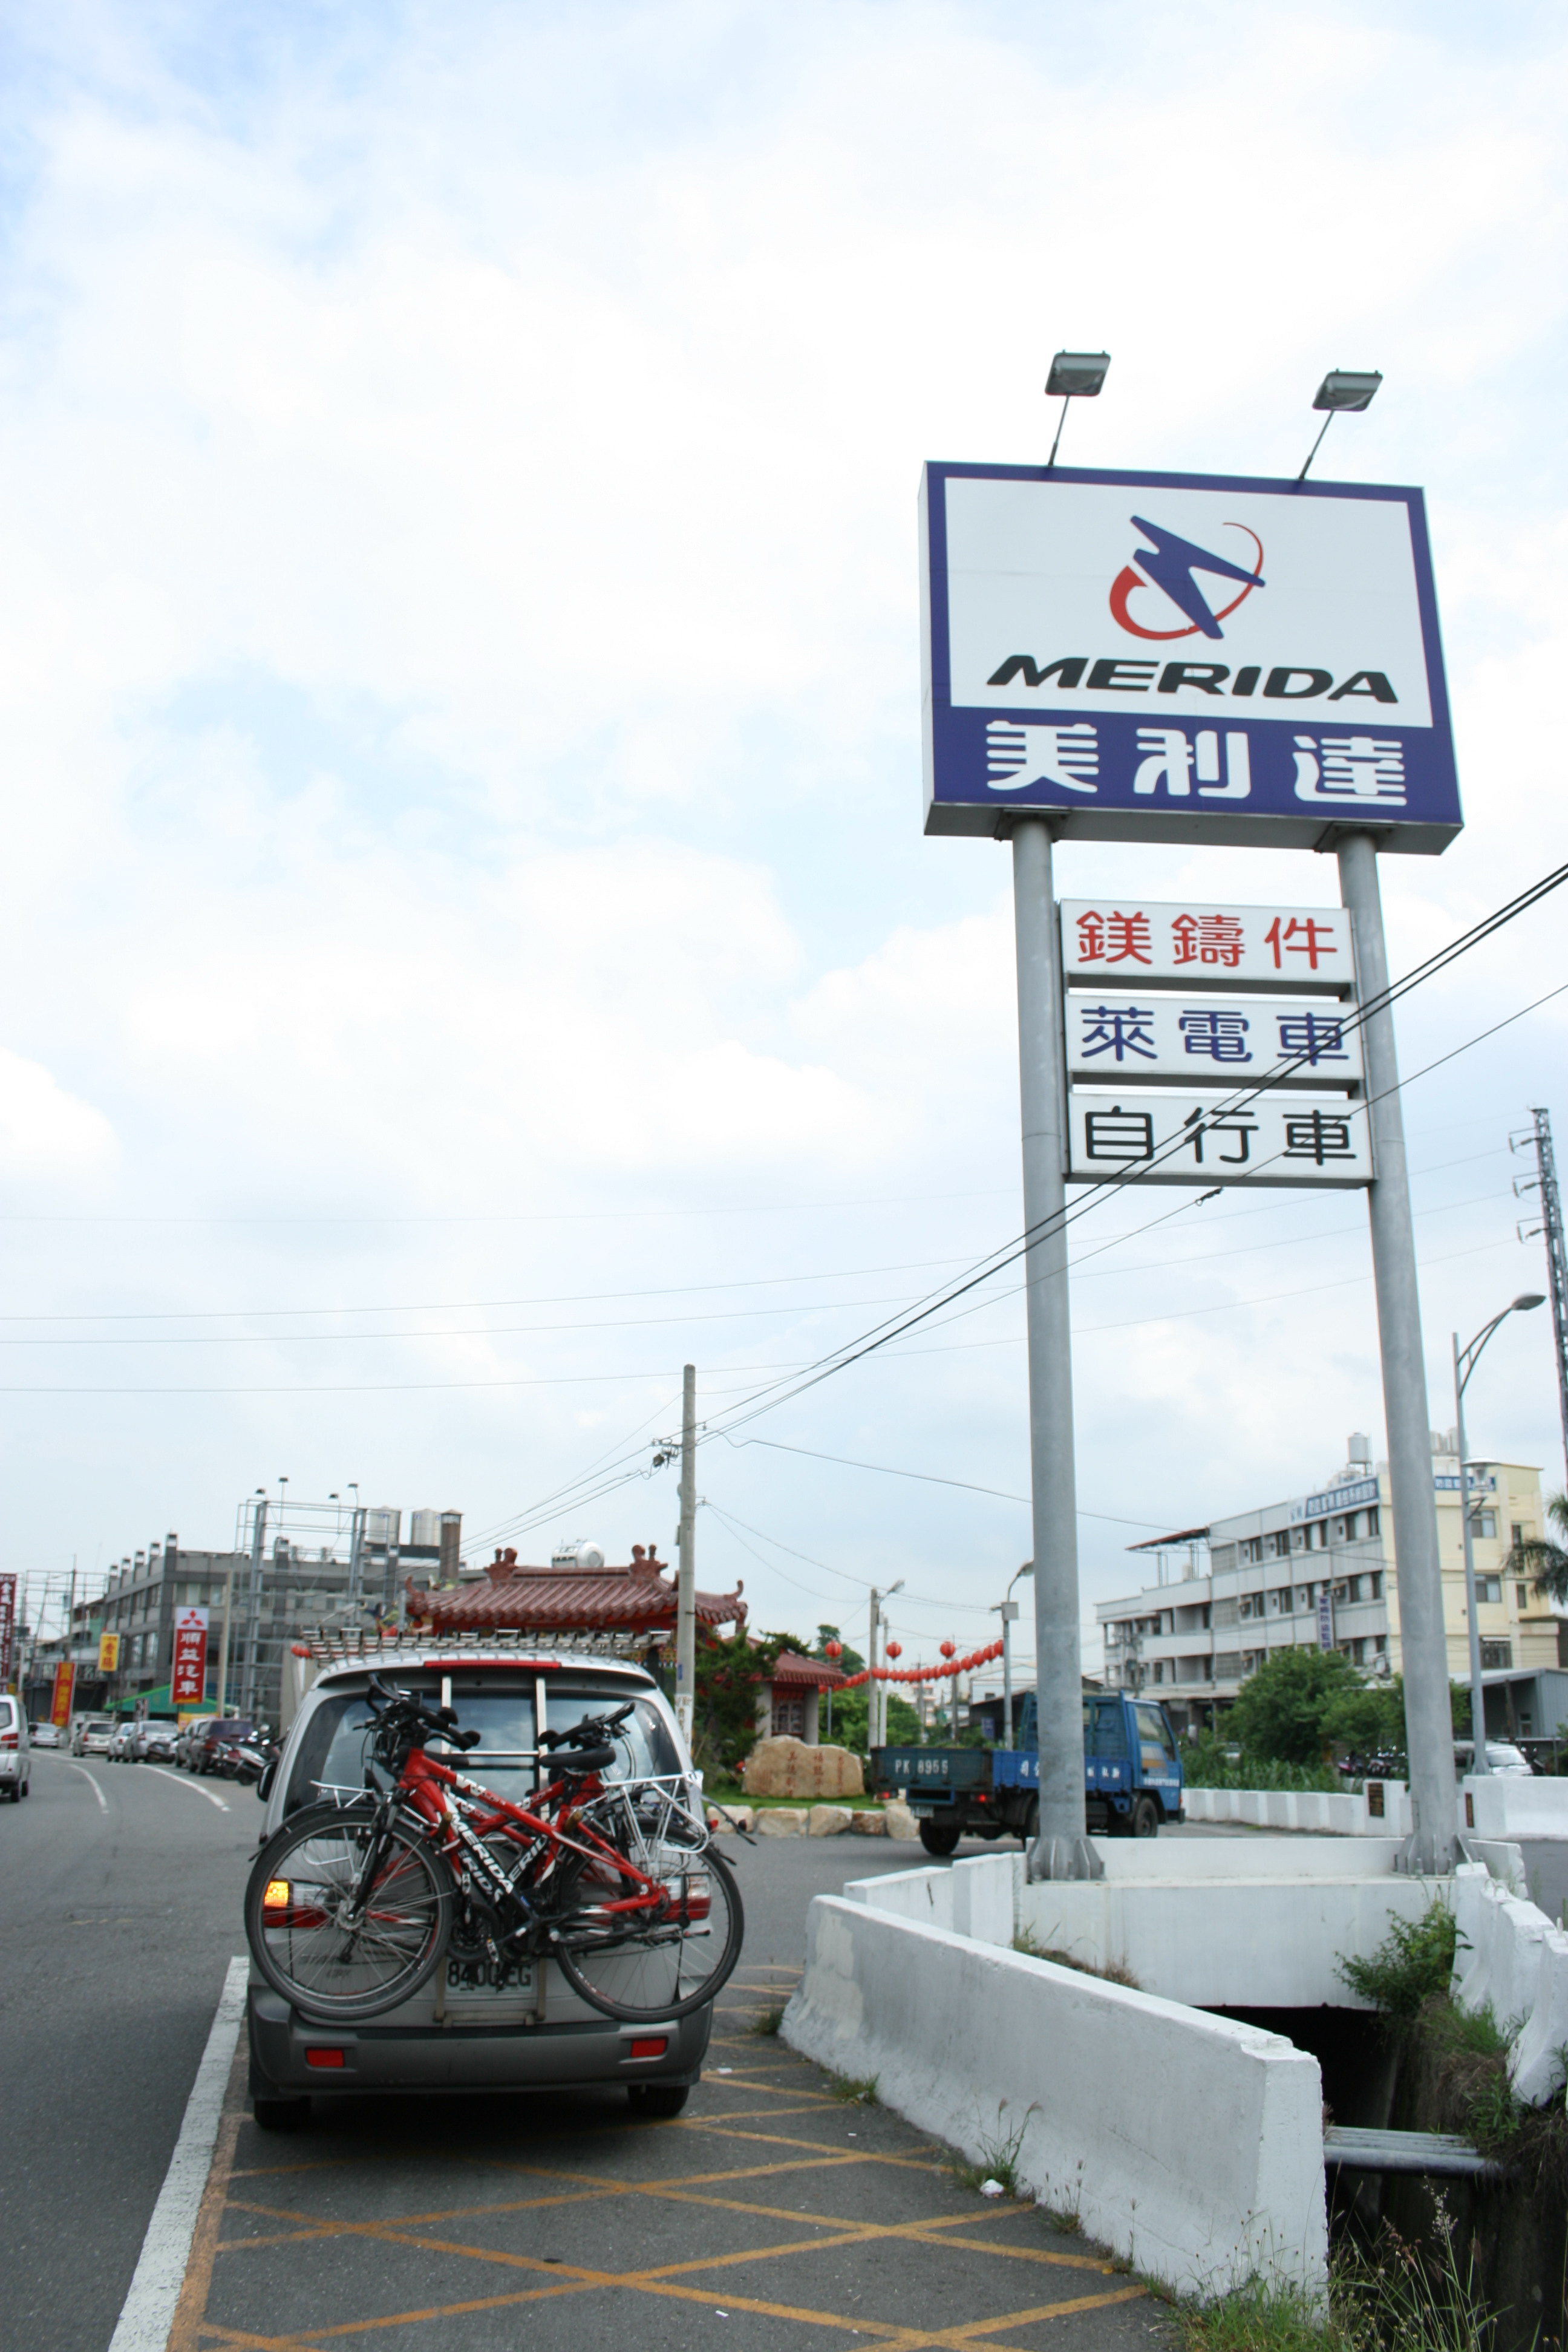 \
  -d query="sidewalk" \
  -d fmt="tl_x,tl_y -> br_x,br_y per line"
169,1964 -> 1174,2352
